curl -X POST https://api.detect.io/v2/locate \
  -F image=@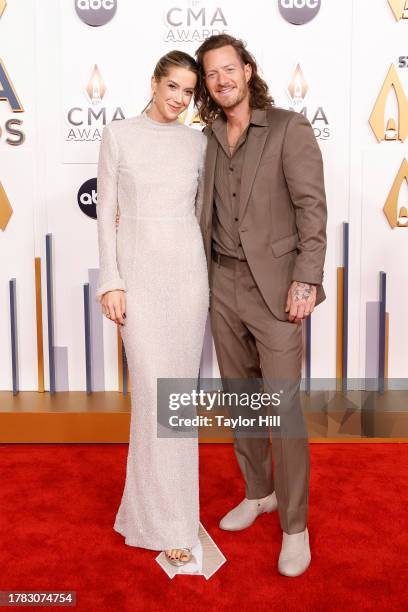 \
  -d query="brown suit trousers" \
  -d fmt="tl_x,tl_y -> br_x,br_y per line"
210,256 -> 309,534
